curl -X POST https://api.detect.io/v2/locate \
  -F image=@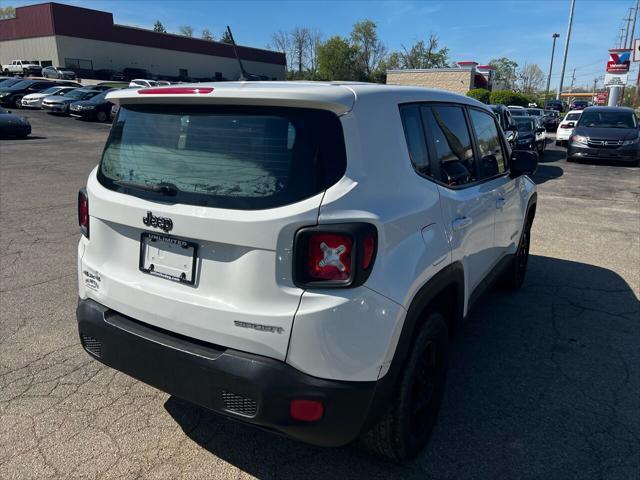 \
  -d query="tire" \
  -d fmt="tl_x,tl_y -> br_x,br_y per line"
96,110 -> 108,122
499,216 -> 532,290
362,311 -> 449,462
13,96 -> 23,109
